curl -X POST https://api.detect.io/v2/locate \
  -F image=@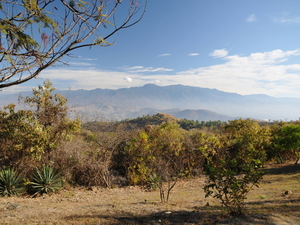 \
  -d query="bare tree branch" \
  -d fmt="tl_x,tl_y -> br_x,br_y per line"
0,0 -> 147,89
